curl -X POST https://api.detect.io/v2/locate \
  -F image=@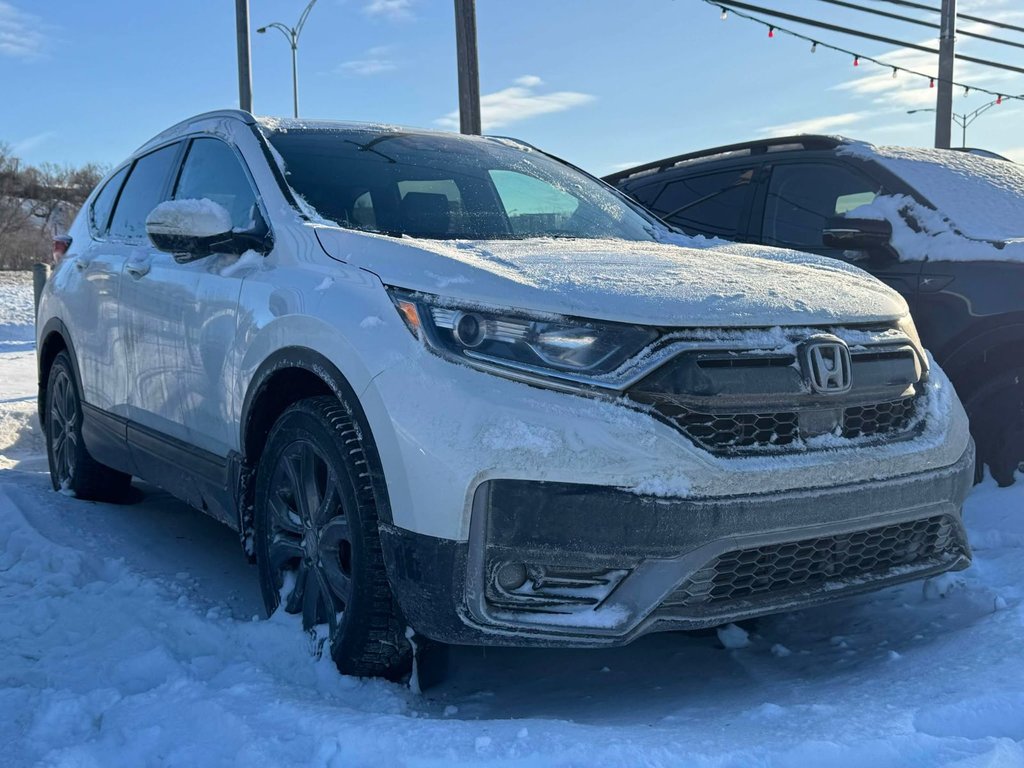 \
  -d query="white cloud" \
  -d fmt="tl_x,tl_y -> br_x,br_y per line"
363,0 -> 412,20
12,130 -> 56,156
0,1 -> 44,59
760,112 -> 873,136
338,46 -> 397,76
435,75 -> 595,131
